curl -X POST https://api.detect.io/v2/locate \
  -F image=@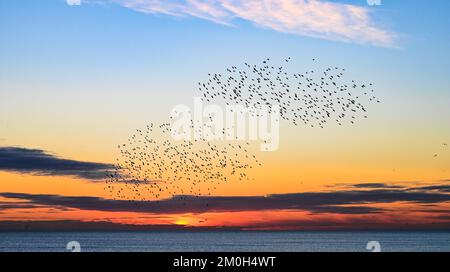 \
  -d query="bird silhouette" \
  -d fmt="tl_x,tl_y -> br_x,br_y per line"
106,57 -> 381,205
197,58 -> 380,129
105,121 -> 262,204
